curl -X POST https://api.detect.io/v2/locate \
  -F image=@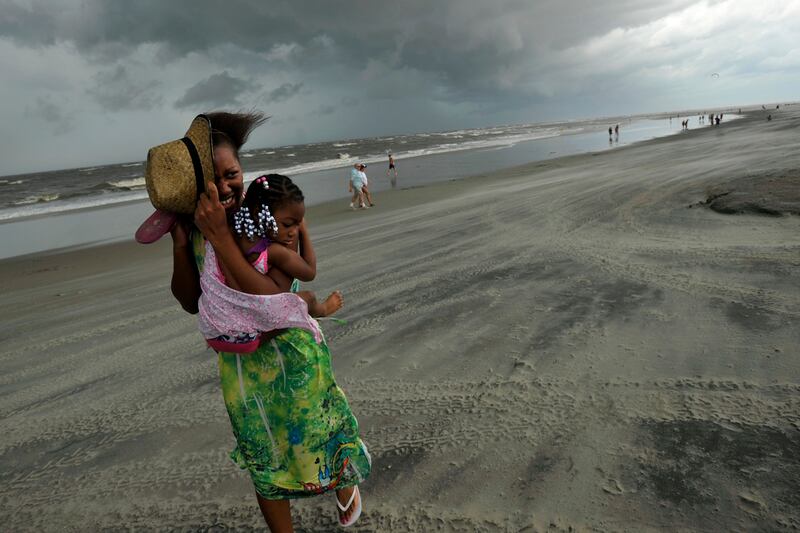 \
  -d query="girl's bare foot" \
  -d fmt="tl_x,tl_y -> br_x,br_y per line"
319,291 -> 343,317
